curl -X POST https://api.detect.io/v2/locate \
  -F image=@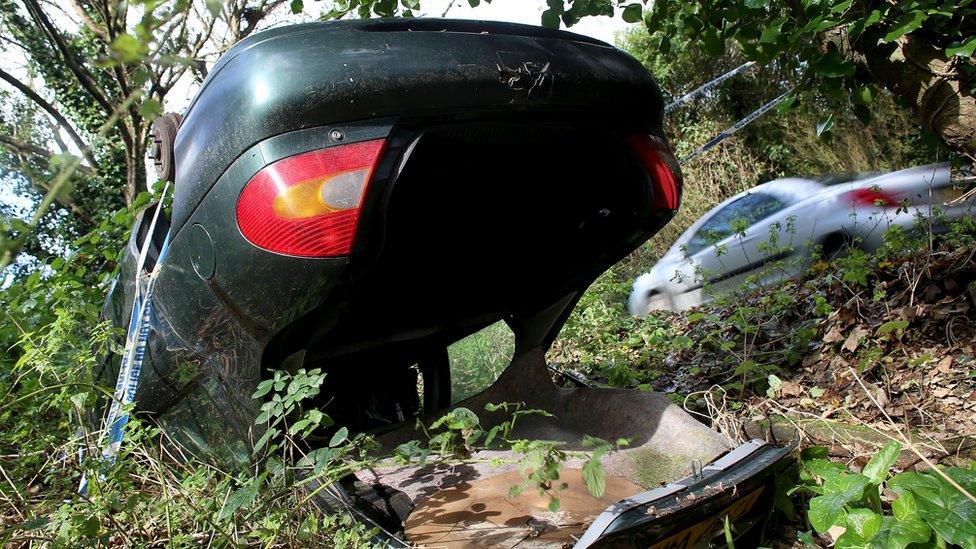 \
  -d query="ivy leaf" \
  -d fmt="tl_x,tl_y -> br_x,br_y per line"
891,491 -> 918,520
808,472 -> 872,532
845,508 -> 882,539
861,441 -> 900,484
888,468 -> 976,549
622,4 -> 642,23
867,515 -> 932,549
883,11 -> 926,43
946,36 -> 976,58
837,512 -> 930,549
